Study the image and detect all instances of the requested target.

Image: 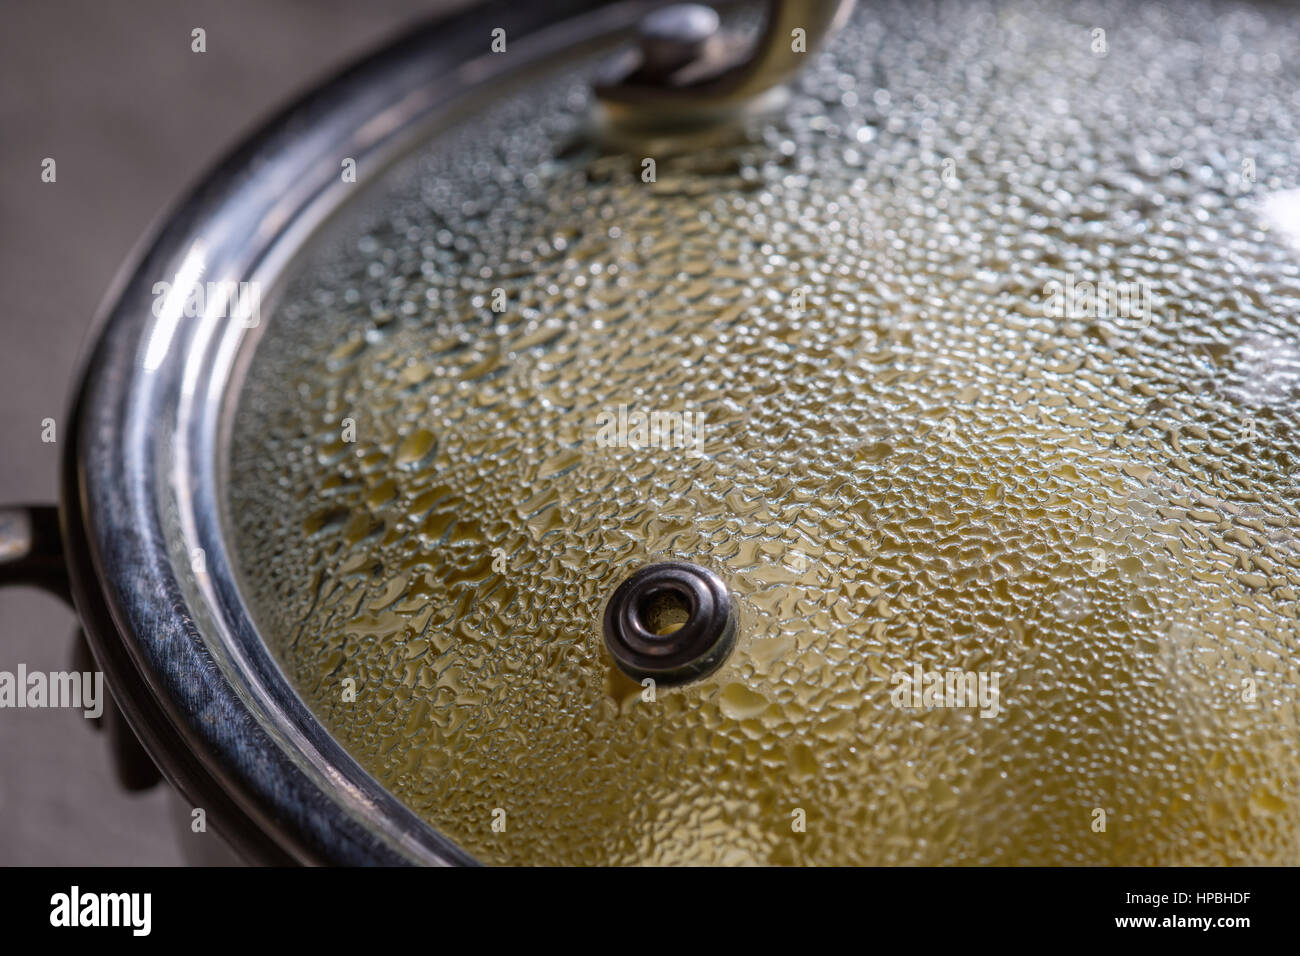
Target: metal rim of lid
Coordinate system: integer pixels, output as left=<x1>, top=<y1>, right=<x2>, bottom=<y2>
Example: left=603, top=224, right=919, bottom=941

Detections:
left=64, top=0, right=672, bottom=867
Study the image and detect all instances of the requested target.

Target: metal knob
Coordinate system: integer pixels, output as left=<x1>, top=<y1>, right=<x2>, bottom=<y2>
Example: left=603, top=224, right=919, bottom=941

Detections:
left=636, top=4, right=721, bottom=76
left=595, top=0, right=856, bottom=128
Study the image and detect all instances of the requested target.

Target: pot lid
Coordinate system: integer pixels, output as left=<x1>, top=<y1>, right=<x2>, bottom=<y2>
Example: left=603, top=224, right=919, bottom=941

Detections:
left=224, top=0, right=1300, bottom=864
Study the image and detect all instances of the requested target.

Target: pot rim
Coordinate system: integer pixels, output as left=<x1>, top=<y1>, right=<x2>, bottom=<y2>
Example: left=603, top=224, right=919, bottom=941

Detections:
left=61, top=0, right=662, bottom=865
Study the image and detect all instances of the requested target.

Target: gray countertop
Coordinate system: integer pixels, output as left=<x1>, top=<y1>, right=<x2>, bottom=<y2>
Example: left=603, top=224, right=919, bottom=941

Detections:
left=0, top=0, right=460, bottom=866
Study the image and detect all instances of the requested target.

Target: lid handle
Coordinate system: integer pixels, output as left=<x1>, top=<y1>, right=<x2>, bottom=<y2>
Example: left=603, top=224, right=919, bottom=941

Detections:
left=595, top=0, right=856, bottom=127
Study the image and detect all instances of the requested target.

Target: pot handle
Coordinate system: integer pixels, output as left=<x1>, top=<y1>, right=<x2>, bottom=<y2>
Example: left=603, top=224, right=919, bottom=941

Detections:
left=0, top=504, right=162, bottom=791
left=0, top=505, right=70, bottom=602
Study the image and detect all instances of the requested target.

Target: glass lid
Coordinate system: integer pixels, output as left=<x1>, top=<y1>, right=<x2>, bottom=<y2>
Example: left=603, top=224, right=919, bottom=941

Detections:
left=226, top=0, right=1300, bottom=864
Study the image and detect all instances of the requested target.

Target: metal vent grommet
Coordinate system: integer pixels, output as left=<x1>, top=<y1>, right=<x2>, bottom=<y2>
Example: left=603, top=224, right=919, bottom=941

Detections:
left=603, top=561, right=735, bottom=686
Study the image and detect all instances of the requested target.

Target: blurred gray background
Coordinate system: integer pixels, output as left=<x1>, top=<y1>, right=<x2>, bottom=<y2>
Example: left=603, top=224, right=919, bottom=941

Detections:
left=0, top=0, right=461, bottom=865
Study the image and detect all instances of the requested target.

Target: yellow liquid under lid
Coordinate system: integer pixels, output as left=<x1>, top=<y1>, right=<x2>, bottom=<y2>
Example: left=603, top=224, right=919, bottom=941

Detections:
left=229, top=0, right=1300, bottom=864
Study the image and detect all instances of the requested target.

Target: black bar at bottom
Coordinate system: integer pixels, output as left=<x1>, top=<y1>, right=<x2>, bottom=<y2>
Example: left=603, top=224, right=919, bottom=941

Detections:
left=3, top=866, right=1286, bottom=942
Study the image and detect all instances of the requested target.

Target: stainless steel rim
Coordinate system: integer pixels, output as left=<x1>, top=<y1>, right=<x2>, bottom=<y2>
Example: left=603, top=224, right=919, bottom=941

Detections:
left=63, top=0, right=670, bottom=866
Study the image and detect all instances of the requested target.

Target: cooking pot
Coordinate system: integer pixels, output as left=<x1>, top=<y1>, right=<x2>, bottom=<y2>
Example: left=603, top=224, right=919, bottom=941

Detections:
left=3, top=0, right=1299, bottom=866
